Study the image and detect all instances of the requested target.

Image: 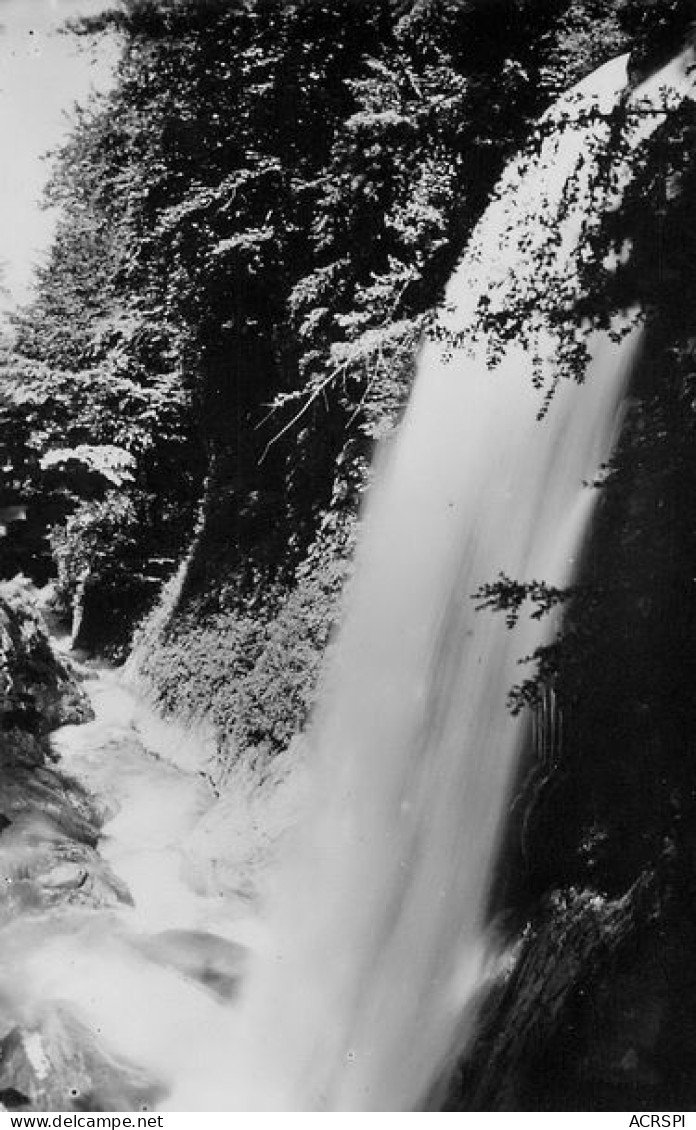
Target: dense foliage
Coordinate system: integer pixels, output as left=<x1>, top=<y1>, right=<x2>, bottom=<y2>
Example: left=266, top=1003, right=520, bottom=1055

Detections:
left=0, top=0, right=690, bottom=719
left=1, top=1, right=628, bottom=637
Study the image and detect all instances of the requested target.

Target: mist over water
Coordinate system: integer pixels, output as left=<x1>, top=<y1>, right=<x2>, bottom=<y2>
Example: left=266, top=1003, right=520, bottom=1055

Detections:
left=2, top=48, right=695, bottom=1114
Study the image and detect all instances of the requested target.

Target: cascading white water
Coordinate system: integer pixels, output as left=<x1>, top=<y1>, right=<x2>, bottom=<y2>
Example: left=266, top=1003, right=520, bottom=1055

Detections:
left=160, top=49, right=696, bottom=1111
left=4, top=48, right=694, bottom=1117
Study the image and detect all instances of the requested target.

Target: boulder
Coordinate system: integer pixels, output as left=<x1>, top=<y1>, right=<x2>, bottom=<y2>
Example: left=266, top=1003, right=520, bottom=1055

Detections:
left=0, top=1006, right=161, bottom=1112
left=0, top=582, right=93, bottom=766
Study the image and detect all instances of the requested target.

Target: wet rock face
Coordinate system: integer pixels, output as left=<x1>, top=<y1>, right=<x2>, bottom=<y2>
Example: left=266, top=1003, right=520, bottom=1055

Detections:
left=0, top=1008, right=161, bottom=1112
left=449, top=875, right=696, bottom=1112
left=0, top=584, right=93, bottom=760
left=519, top=914, right=696, bottom=1112
left=0, top=585, right=121, bottom=914
left=0, top=585, right=118, bottom=918
left=0, top=795, right=133, bottom=923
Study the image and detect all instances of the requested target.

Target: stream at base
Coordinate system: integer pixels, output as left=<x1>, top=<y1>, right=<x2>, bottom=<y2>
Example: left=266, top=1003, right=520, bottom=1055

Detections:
left=0, top=661, right=289, bottom=1111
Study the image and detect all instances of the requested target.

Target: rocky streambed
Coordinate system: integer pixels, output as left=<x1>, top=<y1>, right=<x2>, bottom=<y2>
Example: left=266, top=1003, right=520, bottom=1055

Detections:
left=5, top=582, right=693, bottom=1115
left=0, top=585, right=280, bottom=1112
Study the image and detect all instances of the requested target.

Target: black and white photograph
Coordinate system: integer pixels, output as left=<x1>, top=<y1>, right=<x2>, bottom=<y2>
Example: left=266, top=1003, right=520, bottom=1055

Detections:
left=1, top=0, right=695, bottom=1114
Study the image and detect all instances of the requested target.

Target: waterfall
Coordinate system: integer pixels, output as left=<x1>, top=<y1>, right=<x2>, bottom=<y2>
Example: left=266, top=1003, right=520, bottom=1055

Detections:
left=4, top=35, right=696, bottom=1119
left=159, top=48, right=696, bottom=1113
